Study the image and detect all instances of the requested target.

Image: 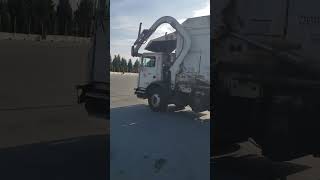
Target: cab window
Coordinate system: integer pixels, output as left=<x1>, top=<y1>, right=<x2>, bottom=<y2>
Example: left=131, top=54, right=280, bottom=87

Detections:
left=142, top=56, right=156, bottom=67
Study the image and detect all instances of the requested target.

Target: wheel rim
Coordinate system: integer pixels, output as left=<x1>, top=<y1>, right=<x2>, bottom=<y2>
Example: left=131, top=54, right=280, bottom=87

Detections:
left=151, top=94, right=160, bottom=107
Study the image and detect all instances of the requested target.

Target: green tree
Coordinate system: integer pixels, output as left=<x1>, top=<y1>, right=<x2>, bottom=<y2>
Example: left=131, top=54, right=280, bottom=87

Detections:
left=32, top=0, right=55, bottom=37
left=110, top=59, right=113, bottom=71
left=8, top=0, right=54, bottom=34
left=112, top=54, right=121, bottom=72
left=128, top=59, right=133, bottom=72
left=116, top=54, right=121, bottom=72
left=111, top=55, right=117, bottom=72
left=7, top=0, right=19, bottom=33
left=21, top=0, right=31, bottom=33
left=0, top=1, right=10, bottom=32
left=121, top=57, right=127, bottom=72
left=133, top=59, right=140, bottom=73
left=56, top=0, right=72, bottom=35
left=109, top=54, right=113, bottom=71
left=111, top=55, right=116, bottom=72
left=4, top=0, right=55, bottom=35
left=73, top=0, right=94, bottom=37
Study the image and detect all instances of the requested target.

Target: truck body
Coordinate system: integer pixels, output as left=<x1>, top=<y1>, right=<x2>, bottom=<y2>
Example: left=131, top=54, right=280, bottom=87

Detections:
left=133, top=16, right=210, bottom=112
left=76, top=0, right=109, bottom=116
left=213, top=0, right=320, bottom=161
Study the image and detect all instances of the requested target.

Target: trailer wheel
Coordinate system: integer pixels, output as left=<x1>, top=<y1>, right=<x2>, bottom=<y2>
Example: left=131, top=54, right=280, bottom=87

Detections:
left=148, top=87, right=168, bottom=112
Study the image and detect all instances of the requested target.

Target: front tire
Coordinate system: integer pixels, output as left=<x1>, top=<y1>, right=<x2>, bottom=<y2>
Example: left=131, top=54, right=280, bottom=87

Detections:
left=148, top=87, right=168, bottom=112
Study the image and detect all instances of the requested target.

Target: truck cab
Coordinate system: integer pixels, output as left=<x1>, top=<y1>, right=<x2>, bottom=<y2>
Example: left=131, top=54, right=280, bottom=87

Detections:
left=135, top=52, right=172, bottom=98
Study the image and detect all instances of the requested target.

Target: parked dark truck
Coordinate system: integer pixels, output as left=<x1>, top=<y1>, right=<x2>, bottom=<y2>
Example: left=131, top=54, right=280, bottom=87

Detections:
left=213, top=0, right=320, bottom=161
left=76, top=0, right=109, bottom=117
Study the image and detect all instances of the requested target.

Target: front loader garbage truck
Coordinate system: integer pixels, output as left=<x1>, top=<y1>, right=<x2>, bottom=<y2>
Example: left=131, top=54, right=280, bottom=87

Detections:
left=212, top=0, right=320, bottom=161
left=132, top=16, right=210, bottom=112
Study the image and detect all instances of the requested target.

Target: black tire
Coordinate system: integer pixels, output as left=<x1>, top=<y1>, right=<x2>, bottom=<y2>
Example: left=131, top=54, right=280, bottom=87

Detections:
left=148, top=87, right=168, bottom=112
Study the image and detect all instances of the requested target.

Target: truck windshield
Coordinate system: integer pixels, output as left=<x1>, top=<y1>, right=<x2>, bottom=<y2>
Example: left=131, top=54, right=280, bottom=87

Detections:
left=142, top=56, right=156, bottom=67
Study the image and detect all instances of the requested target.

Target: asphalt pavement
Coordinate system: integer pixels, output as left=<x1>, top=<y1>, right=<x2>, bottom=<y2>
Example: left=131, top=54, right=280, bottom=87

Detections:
left=110, top=72, right=210, bottom=180
left=0, top=134, right=108, bottom=180
left=0, top=105, right=108, bottom=180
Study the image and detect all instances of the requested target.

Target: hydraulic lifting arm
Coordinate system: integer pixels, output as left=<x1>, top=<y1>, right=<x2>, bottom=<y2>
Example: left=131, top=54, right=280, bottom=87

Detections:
left=131, top=16, right=191, bottom=88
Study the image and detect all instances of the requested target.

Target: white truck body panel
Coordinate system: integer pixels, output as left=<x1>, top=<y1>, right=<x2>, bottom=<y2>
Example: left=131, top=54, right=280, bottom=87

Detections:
left=287, top=0, right=320, bottom=58
left=142, top=16, right=210, bottom=87
left=176, top=16, right=210, bottom=85
left=213, top=0, right=320, bottom=59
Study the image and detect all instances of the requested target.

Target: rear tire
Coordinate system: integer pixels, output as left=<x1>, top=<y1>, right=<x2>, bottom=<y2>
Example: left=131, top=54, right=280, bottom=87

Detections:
left=148, top=87, right=168, bottom=112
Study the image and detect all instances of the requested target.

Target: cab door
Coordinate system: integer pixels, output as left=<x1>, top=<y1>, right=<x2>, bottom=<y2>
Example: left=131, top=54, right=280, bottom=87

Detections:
left=138, top=56, right=158, bottom=89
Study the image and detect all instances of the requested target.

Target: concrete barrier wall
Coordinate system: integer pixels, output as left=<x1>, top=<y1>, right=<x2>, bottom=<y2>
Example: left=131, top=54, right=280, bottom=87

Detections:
left=0, top=37, right=91, bottom=109
left=0, top=32, right=90, bottom=43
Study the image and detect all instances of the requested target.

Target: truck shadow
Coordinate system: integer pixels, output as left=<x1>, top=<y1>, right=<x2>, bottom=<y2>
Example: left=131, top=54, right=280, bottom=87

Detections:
left=0, top=134, right=109, bottom=180
left=211, top=154, right=311, bottom=180
left=111, top=104, right=210, bottom=122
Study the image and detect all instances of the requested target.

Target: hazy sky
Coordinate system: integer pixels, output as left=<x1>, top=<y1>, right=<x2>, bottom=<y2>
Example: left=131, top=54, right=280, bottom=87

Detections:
left=110, top=0, right=210, bottom=62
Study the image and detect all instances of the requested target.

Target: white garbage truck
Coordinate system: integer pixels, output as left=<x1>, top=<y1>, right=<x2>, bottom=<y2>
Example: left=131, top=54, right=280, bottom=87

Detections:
left=132, top=16, right=210, bottom=112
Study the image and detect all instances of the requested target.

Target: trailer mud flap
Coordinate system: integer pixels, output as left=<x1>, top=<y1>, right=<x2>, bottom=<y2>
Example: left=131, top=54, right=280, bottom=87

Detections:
left=76, top=83, right=109, bottom=118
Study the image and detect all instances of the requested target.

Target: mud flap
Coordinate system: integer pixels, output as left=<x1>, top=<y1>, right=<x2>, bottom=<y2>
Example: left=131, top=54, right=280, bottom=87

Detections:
left=76, top=82, right=109, bottom=118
